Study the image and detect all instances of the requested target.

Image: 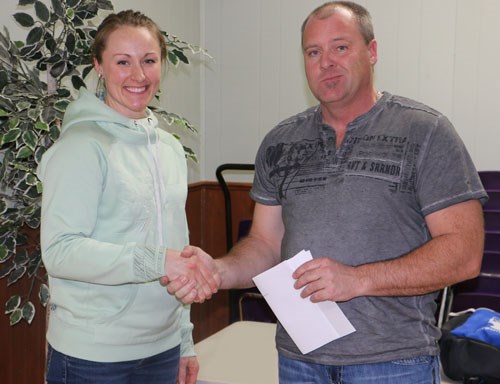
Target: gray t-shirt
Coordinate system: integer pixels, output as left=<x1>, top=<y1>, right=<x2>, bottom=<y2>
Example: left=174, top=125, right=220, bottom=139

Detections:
left=250, top=92, right=488, bottom=365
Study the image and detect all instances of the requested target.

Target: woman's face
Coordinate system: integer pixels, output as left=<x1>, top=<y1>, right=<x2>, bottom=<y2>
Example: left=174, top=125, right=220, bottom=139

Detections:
left=94, top=25, right=162, bottom=119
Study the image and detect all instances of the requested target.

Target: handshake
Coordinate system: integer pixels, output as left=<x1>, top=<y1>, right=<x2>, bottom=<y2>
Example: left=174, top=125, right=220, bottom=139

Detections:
left=160, top=245, right=221, bottom=304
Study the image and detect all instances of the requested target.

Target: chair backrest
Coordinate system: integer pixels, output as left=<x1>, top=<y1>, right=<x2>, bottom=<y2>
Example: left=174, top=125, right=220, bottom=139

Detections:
left=449, top=171, right=500, bottom=313
left=215, top=163, right=255, bottom=251
left=479, top=171, right=500, bottom=190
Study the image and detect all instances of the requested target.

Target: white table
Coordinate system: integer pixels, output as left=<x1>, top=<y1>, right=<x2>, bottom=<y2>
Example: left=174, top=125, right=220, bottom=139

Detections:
left=195, top=320, right=459, bottom=384
left=195, top=321, right=278, bottom=384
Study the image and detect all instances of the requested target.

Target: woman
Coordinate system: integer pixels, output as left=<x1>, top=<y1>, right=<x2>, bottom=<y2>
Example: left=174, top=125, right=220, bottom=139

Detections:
left=38, top=10, right=216, bottom=384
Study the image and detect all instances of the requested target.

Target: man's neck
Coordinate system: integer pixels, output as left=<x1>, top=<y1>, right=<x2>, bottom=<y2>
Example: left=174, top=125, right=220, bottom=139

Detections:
left=320, top=89, right=380, bottom=144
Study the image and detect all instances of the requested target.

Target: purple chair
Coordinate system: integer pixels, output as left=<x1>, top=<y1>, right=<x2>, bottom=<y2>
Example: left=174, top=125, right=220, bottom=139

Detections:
left=450, top=171, right=500, bottom=313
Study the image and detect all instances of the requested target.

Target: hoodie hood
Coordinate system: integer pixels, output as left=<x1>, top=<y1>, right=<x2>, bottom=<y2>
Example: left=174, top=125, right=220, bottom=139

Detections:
left=62, top=88, right=159, bottom=145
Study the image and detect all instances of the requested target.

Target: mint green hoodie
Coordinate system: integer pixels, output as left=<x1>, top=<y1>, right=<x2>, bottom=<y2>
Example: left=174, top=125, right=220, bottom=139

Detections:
left=38, top=88, right=194, bottom=362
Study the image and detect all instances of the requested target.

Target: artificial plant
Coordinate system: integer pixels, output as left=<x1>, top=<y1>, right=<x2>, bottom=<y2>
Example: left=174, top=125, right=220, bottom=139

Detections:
left=0, top=0, right=205, bottom=325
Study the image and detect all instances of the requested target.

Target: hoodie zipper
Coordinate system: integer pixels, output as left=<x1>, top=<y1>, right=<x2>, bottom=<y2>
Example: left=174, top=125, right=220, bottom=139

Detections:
left=136, top=118, right=166, bottom=247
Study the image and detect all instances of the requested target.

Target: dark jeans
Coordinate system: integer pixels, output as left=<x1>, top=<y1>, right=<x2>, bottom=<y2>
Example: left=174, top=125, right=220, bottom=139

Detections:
left=279, top=353, right=441, bottom=384
left=46, top=344, right=180, bottom=384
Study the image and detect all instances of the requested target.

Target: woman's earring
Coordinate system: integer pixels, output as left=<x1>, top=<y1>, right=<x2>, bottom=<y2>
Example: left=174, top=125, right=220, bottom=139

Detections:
left=96, top=73, right=106, bottom=100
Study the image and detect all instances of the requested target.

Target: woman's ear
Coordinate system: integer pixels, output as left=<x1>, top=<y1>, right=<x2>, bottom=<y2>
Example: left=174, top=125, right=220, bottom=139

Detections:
left=93, top=58, right=102, bottom=77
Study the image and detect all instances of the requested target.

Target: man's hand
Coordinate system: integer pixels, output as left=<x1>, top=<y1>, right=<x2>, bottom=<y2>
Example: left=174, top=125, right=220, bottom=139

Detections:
left=161, top=246, right=220, bottom=304
left=177, top=356, right=199, bottom=384
left=292, top=257, right=363, bottom=303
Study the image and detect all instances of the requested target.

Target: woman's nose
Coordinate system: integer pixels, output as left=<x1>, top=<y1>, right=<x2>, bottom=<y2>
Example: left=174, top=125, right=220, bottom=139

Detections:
left=131, top=64, right=146, bottom=81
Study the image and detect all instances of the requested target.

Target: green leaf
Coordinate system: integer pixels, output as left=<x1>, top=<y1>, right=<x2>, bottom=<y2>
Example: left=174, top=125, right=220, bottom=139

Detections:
left=13, top=13, right=35, bottom=28
left=48, top=124, right=60, bottom=141
left=16, top=101, right=31, bottom=111
left=56, top=88, right=71, bottom=98
left=25, top=208, right=41, bottom=228
left=20, top=44, right=38, bottom=58
left=39, top=283, right=49, bottom=306
left=7, top=266, right=26, bottom=285
left=82, top=65, right=93, bottom=79
left=66, top=8, right=75, bottom=20
left=9, top=308, right=22, bottom=326
left=36, top=121, right=50, bottom=132
left=22, top=301, right=35, bottom=324
left=5, top=295, right=21, bottom=314
left=25, top=173, right=38, bottom=186
left=96, top=0, right=114, bottom=11
left=0, top=71, right=8, bottom=90
left=2, top=236, right=16, bottom=253
left=183, top=145, right=198, bottom=162
left=9, top=117, right=20, bottom=129
left=172, top=49, right=189, bottom=64
left=71, top=75, right=85, bottom=90
left=0, top=244, right=9, bottom=262
left=16, top=146, right=33, bottom=159
left=0, top=198, right=6, bottom=214
left=0, top=109, right=9, bottom=117
left=66, top=0, right=81, bottom=7
left=1, top=128, right=21, bottom=145
left=65, top=32, right=76, bottom=52
left=28, top=108, right=41, bottom=120
left=0, top=263, right=15, bottom=278
left=27, top=249, right=41, bottom=277
left=54, top=99, right=70, bottom=112
left=44, top=32, right=56, bottom=53
left=14, top=249, right=29, bottom=266
left=167, top=51, right=179, bottom=66
left=35, top=1, right=50, bottom=22
left=51, top=0, right=65, bottom=18
left=26, top=26, right=44, bottom=46
left=22, top=130, right=38, bottom=151
left=34, top=146, right=46, bottom=164
left=50, top=61, right=66, bottom=78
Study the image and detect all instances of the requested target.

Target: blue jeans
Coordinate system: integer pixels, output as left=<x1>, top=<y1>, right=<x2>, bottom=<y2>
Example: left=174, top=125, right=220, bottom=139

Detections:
left=46, top=344, right=180, bottom=384
left=279, top=354, right=441, bottom=384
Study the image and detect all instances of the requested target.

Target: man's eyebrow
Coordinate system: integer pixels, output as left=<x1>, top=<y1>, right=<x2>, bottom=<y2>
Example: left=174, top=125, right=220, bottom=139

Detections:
left=303, top=37, right=349, bottom=50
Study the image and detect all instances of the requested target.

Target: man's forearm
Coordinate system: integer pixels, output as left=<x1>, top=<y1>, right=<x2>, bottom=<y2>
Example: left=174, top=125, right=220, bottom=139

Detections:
left=216, top=234, right=281, bottom=289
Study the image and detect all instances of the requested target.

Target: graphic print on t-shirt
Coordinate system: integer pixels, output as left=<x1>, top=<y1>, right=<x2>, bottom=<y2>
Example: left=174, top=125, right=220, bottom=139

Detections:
left=264, top=133, right=420, bottom=200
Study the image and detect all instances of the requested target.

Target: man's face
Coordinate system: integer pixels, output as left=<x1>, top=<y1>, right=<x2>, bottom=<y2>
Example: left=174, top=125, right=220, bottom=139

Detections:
left=302, top=9, right=377, bottom=107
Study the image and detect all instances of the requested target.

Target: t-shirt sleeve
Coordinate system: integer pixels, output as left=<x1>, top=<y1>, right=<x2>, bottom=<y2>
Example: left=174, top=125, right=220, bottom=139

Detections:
left=250, top=132, right=282, bottom=206
left=416, top=114, right=488, bottom=216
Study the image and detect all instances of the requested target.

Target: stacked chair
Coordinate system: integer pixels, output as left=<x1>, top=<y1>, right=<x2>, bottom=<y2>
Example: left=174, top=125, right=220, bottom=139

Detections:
left=216, top=164, right=276, bottom=323
left=451, top=171, right=500, bottom=312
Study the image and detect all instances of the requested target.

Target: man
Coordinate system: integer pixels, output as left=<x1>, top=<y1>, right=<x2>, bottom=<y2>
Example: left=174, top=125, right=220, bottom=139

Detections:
left=167, top=2, right=487, bottom=383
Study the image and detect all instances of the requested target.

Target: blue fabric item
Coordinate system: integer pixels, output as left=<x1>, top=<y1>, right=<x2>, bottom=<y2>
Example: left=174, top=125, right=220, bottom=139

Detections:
left=451, top=308, right=500, bottom=347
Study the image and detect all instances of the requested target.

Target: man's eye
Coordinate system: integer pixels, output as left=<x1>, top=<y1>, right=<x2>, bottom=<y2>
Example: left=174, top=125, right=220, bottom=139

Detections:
left=307, top=50, right=320, bottom=57
left=117, top=60, right=128, bottom=65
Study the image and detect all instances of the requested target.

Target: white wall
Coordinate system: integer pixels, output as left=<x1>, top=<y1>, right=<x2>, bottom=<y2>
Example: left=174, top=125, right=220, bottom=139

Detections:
left=3, top=1, right=499, bottom=183
left=201, top=0, right=500, bottom=182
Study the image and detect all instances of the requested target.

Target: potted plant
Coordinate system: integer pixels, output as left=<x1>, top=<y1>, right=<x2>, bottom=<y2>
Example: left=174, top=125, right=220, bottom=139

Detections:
left=0, top=0, right=205, bottom=326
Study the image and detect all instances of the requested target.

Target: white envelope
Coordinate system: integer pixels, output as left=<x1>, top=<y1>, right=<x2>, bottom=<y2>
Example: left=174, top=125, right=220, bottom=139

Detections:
left=252, top=250, right=355, bottom=354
